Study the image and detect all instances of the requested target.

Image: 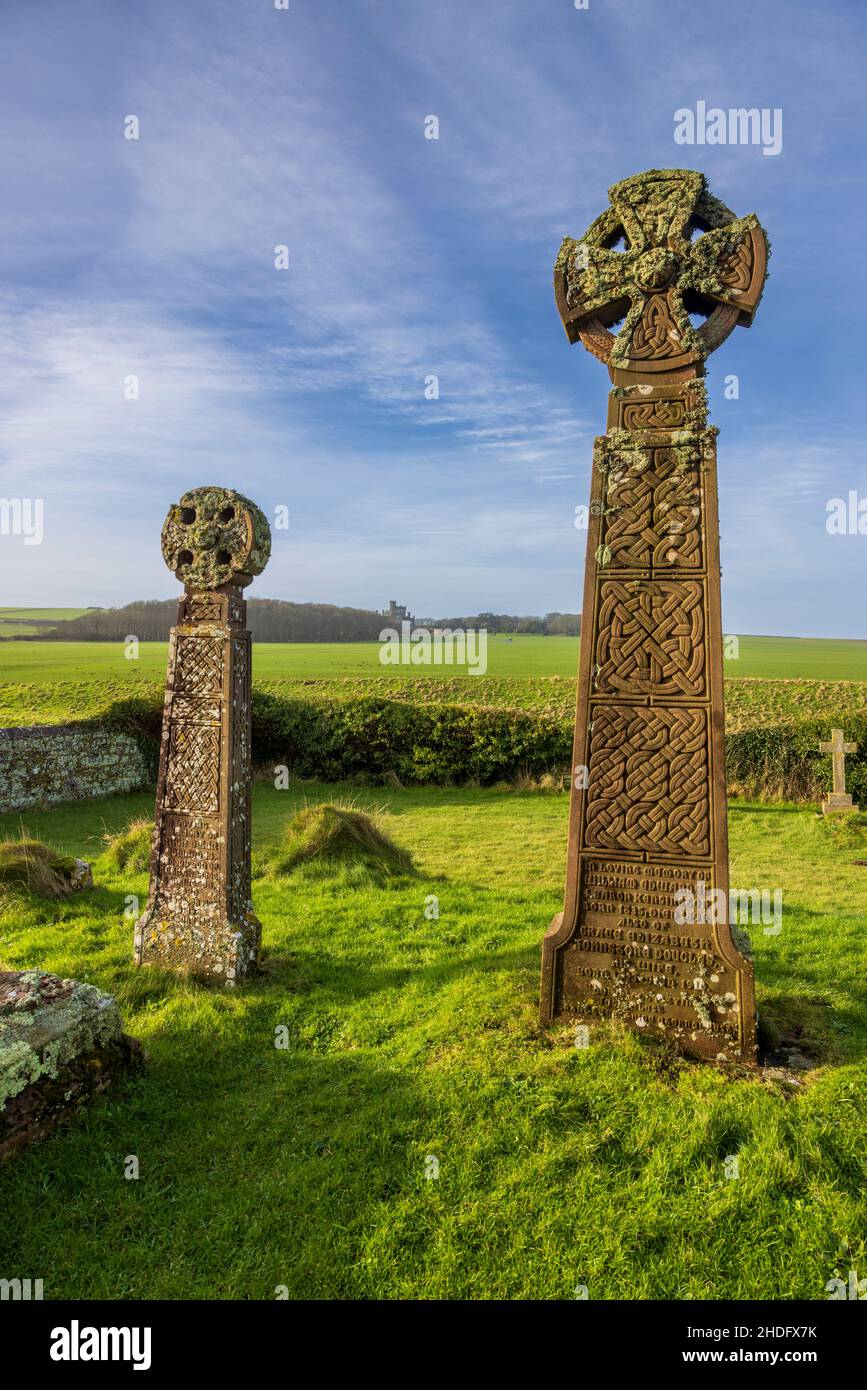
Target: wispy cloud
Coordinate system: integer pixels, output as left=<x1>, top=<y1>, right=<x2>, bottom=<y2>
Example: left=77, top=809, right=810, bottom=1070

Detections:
left=0, top=0, right=864, bottom=635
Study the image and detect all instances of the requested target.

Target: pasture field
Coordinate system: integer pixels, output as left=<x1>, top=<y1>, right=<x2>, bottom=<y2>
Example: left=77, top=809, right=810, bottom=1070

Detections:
left=0, top=608, right=90, bottom=638
left=0, top=608, right=90, bottom=620
left=0, top=634, right=866, bottom=729
left=0, top=632, right=866, bottom=683
left=0, top=781, right=865, bottom=1299
left=3, top=676, right=867, bottom=733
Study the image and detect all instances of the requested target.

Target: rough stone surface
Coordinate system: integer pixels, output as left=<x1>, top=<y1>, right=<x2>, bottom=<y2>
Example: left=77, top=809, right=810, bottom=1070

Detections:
left=0, top=724, right=150, bottom=813
left=70, top=859, right=94, bottom=890
left=542, top=170, right=768, bottom=1064
left=161, top=485, right=271, bottom=591
left=135, top=486, right=272, bottom=984
left=0, top=970, right=142, bottom=1160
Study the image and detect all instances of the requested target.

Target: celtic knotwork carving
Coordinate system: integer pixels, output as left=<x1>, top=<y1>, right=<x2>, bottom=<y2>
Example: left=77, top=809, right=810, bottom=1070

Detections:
left=621, top=398, right=686, bottom=430
left=585, top=705, right=710, bottom=857
left=716, top=234, right=753, bottom=292
left=602, top=449, right=702, bottom=569
left=170, top=694, right=221, bottom=724
left=174, top=636, right=223, bottom=696
left=628, top=293, right=683, bottom=361
left=553, top=168, right=768, bottom=375
left=185, top=594, right=223, bottom=623
left=165, top=724, right=221, bottom=812
left=595, top=579, right=705, bottom=696
left=230, top=639, right=251, bottom=918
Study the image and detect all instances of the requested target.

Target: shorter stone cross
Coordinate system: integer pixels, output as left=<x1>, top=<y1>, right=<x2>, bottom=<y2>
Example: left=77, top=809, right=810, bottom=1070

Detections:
left=819, top=729, right=858, bottom=814
left=134, top=485, right=271, bottom=983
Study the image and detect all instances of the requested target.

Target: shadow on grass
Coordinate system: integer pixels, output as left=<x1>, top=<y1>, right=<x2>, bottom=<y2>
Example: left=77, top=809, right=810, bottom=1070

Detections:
left=0, top=1025, right=434, bottom=1299
left=757, top=990, right=867, bottom=1066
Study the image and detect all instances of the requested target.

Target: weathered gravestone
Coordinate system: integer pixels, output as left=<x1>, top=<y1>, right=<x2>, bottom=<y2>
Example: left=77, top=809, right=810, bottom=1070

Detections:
left=819, top=729, right=859, bottom=815
left=0, top=970, right=142, bottom=1161
left=134, top=486, right=271, bottom=983
left=541, top=169, right=768, bottom=1063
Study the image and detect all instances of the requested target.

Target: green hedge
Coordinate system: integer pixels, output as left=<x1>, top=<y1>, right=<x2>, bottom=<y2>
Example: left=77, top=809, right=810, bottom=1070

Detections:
left=726, top=711, right=867, bottom=804
left=94, top=690, right=867, bottom=800
left=250, top=691, right=570, bottom=784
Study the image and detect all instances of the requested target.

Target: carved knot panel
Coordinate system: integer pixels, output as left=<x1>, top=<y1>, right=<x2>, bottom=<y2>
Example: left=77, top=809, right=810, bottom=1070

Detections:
left=174, top=636, right=224, bottom=696
left=595, top=579, right=705, bottom=697
left=165, top=724, right=221, bottom=813
left=600, top=446, right=704, bottom=570
left=541, top=376, right=756, bottom=1064
left=585, top=705, right=711, bottom=857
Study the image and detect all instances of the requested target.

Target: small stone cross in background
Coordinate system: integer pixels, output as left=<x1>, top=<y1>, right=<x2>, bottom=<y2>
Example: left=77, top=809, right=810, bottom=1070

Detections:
left=819, top=729, right=859, bottom=815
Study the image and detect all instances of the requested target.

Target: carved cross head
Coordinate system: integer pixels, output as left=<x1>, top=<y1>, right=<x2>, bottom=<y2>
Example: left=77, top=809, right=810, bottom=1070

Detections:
left=161, top=485, right=271, bottom=591
left=554, top=168, right=768, bottom=379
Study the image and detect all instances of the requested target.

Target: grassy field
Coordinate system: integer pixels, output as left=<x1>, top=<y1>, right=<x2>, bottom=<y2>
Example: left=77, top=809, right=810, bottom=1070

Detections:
left=0, top=607, right=90, bottom=637
left=0, top=609, right=90, bottom=620
left=0, top=633, right=865, bottom=682
left=1, top=634, right=866, bottom=729
left=0, top=781, right=865, bottom=1299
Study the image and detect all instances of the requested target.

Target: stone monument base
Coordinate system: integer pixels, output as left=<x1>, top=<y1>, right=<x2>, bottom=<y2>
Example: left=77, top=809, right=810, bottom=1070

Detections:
left=0, top=971, right=142, bottom=1161
left=821, top=794, right=858, bottom=815
left=133, top=909, right=261, bottom=983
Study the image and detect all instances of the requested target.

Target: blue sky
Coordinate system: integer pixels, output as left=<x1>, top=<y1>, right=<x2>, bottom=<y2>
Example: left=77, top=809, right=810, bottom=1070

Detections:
left=0, top=0, right=865, bottom=636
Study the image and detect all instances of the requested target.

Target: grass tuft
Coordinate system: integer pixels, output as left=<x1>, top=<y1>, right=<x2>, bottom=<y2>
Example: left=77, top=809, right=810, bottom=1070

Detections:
left=0, top=837, right=83, bottom=898
left=816, top=809, right=867, bottom=852
left=267, top=800, right=415, bottom=881
left=101, top=818, right=152, bottom=873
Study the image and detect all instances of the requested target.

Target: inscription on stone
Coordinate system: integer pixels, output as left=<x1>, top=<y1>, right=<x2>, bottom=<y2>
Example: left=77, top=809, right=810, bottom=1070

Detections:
left=541, top=169, right=767, bottom=1062
left=559, top=859, right=745, bottom=1056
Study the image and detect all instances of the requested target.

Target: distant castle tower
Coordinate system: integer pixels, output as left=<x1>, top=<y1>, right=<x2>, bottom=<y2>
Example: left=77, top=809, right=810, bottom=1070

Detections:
left=382, top=599, right=416, bottom=627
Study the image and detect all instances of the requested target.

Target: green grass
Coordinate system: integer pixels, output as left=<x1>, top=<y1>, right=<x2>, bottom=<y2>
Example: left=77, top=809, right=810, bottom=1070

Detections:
left=0, top=632, right=865, bottom=684
left=1, top=634, right=866, bottom=728
left=0, top=782, right=865, bottom=1299
left=0, top=609, right=90, bottom=638
left=0, top=608, right=91, bottom=621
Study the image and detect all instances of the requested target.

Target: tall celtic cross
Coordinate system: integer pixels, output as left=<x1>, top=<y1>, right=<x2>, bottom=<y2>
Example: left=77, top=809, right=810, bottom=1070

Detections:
left=134, top=486, right=271, bottom=984
left=540, top=169, right=768, bottom=1063
left=819, top=728, right=858, bottom=814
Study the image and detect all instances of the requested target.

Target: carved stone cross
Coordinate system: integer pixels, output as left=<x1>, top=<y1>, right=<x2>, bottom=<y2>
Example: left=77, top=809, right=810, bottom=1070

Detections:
left=541, top=169, right=768, bottom=1064
left=819, top=729, right=858, bottom=814
left=134, top=486, right=271, bottom=984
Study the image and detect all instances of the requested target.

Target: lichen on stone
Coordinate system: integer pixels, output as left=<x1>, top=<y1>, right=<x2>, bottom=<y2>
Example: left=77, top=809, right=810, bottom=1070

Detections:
left=161, top=486, right=272, bottom=590
left=0, top=972, right=124, bottom=1110
left=555, top=168, right=768, bottom=371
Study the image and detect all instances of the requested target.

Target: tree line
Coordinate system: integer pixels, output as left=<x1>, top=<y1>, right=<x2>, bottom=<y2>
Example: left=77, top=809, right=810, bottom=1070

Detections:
left=43, top=600, right=581, bottom=642
left=46, top=600, right=386, bottom=642
left=417, top=612, right=581, bottom=636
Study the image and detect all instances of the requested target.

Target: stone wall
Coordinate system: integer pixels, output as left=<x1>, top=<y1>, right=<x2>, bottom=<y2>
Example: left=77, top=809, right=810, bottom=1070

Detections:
left=0, top=724, right=152, bottom=813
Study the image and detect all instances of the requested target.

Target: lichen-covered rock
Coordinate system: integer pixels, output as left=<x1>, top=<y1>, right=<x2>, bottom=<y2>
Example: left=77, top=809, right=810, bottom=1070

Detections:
left=70, top=859, right=93, bottom=890
left=0, top=970, right=142, bottom=1160
left=0, top=724, right=151, bottom=814
left=161, top=486, right=271, bottom=590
